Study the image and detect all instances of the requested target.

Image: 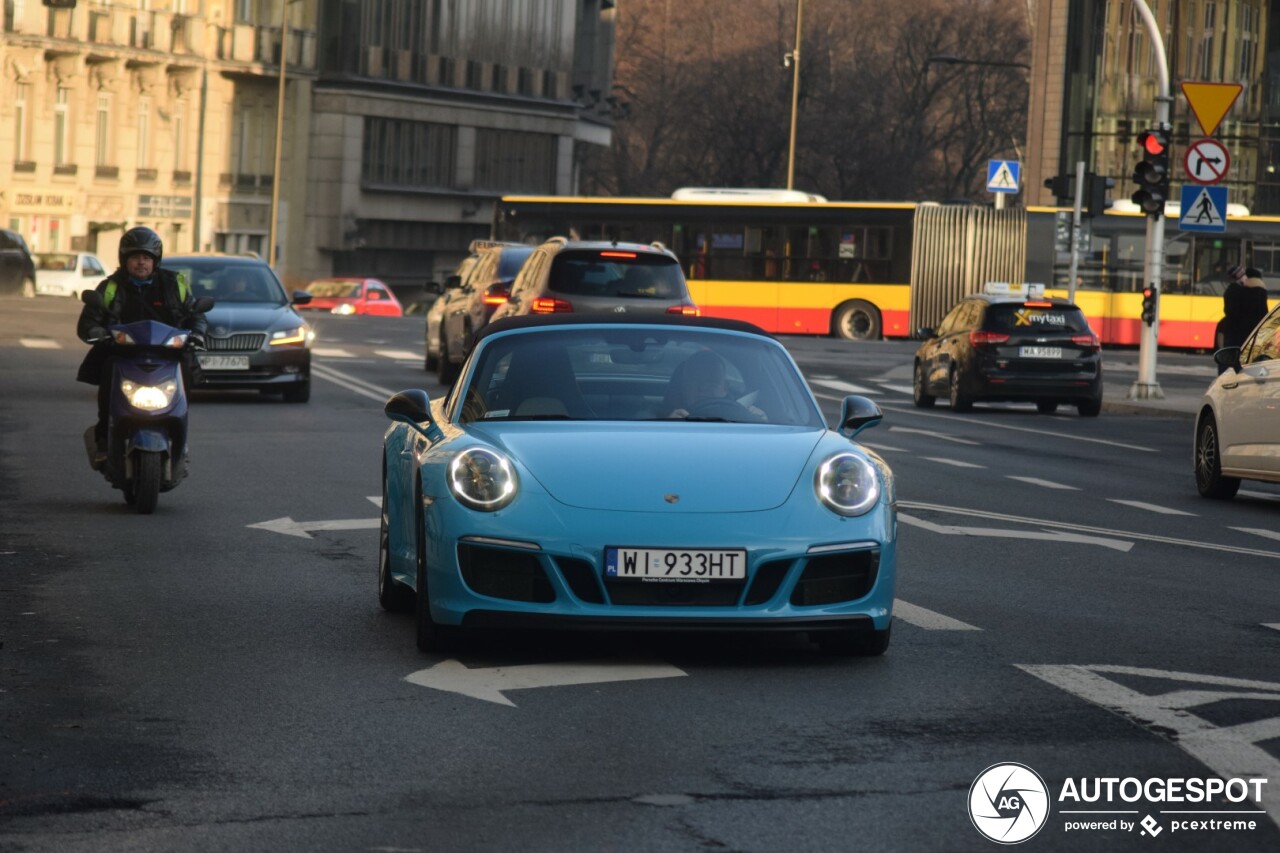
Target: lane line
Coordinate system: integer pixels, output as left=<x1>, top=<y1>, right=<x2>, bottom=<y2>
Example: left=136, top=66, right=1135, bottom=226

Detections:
left=889, top=426, right=980, bottom=445
left=1007, top=475, right=1080, bottom=490
left=894, top=600, right=982, bottom=631
left=1264, top=624, right=1280, bottom=633
left=374, top=348, right=422, bottom=361
left=925, top=457, right=984, bottom=468
left=310, top=363, right=398, bottom=403
left=312, top=347, right=354, bottom=357
left=1106, top=498, right=1196, bottom=516
left=861, top=442, right=909, bottom=453
left=809, top=377, right=881, bottom=395
left=19, top=338, right=60, bottom=349
left=877, top=402, right=1157, bottom=452
left=876, top=383, right=914, bottom=395
left=900, top=500, right=1280, bottom=558
left=1239, top=490, right=1280, bottom=502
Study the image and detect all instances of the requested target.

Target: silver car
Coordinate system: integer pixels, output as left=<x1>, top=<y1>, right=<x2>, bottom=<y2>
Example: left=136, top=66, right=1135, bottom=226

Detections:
left=490, top=238, right=698, bottom=323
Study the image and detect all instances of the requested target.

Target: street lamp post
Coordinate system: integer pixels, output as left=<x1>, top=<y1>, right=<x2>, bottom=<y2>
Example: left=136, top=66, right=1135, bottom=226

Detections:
left=269, top=0, right=298, bottom=270
left=785, top=0, right=803, bottom=190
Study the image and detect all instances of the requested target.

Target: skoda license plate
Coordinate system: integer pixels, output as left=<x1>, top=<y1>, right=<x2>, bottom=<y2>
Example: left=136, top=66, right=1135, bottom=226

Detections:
left=605, top=547, right=746, bottom=582
left=1019, top=346, right=1062, bottom=359
left=199, top=355, right=250, bottom=370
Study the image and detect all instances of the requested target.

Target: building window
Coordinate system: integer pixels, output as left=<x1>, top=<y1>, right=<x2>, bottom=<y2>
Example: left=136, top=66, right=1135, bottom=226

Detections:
left=233, top=107, right=250, bottom=175
left=474, top=128, right=556, bottom=194
left=361, top=117, right=456, bottom=189
left=1200, top=3, right=1217, bottom=80
left=137, top=95, right=151, bottom=167
left=96, top=93, right=112, bottom=167
left=54, top=87, right=70, bottom=166
left=236, top=0, right=252, bottom=24
left=13, top=82, right=29, bottom=162
left=173, top=99, right=187, bottom=170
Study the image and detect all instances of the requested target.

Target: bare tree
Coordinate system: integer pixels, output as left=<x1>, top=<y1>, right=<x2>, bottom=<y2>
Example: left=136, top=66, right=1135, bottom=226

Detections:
left=583, top=0, right=1030, bottom=202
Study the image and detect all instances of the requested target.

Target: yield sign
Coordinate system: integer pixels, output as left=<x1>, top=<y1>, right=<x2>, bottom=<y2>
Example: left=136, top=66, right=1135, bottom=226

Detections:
left=1181, top=81, right=1243, bottom=136
left=1184, top=137, right=1230, bottom=185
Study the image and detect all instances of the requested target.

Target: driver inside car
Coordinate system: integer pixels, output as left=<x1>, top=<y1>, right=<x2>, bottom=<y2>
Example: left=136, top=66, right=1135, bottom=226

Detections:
left=665, top=349, right=766, bottom=420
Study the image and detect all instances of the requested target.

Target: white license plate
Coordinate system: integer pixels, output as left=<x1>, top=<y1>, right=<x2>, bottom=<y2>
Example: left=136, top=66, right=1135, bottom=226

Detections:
left=198, top=355, right=250, bottom=370
left=1019, top=346, right=1062, bottom=359
left=605, top=547, right=747, bottom=581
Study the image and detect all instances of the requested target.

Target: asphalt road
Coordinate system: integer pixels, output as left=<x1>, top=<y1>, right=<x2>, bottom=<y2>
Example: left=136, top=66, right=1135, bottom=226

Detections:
left=2, top=297, right=1278, bottom=852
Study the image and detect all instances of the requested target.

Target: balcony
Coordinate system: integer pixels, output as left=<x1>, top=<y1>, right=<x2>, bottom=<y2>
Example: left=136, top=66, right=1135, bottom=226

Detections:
left=173, top=170, right=192, bottom=184
left=136, top=168, right=158, bottom=182
left=95, top=165, right=119, bottom=180
left=54, top=164, right=77, bottom=176
left=13, top=161, right=35, bottom=173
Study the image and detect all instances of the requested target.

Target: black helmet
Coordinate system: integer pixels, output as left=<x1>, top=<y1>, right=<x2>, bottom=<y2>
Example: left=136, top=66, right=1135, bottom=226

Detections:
left=119, top=226, right=163, bottom=267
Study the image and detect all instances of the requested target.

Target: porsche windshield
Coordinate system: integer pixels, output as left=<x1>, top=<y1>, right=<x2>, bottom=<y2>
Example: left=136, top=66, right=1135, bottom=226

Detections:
left=457, top=327, right=823, bottom=426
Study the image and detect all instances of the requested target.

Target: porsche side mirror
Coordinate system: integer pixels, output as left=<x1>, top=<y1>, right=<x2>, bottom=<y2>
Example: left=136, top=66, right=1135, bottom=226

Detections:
left=385, top=389, right=444, bottom=442
left=838, top=394, right=883, bottom=438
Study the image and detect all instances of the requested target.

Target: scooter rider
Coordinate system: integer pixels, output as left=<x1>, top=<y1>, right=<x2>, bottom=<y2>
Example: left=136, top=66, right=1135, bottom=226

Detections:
left=76, top=226, right=208, bottom=461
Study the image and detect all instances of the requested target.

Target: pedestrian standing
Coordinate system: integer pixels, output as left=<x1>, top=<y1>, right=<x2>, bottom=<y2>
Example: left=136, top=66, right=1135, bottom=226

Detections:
left=1218, top=264, right=1270, bottom=371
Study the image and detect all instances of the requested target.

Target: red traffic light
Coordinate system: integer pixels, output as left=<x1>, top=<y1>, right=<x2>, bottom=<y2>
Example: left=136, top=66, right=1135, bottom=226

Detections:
left=1139, top=130, right=1167, bottom=156
left=1141, top=286, right=1154, bottom=298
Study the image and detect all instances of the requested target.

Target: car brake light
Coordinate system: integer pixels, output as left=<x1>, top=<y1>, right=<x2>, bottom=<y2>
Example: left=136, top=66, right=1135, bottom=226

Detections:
left=483, top=294, right=508, bottom=306
left=531, top=297, right=573, bottom=313
left=969, top=330, right=1010, bottom=347
left=1072, top=332, right=1101, bottom=348
left=1023, top=301, right=1054, bottom=308
left=599, top=251, right=638, bottom=258
left=666, top=304, right=700, bottom=316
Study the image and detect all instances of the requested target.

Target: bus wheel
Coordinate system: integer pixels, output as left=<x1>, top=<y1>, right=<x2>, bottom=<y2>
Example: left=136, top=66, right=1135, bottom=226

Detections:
left=833, top=300, right=881, bottom=341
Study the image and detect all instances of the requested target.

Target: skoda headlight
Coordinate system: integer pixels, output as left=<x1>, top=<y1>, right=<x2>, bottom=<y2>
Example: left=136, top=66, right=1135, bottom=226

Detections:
left=120, top=379, right=178, bottom=411
left=815, top=452, right=880, bottom=517
left=269, top=326, right=308, bottom=347
left=448, top=448, right=518, bottom=511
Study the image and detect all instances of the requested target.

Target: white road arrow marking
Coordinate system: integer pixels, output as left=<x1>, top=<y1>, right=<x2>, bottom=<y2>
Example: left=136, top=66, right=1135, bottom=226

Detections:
left=898, top=513, right=1134, bottom=552
left=894, top=600, right=981, bottom=631
left=247, top=516, right=380, bottom=539
left=1231, top=526, right=1280, bottom=542
left=1019, top=664, right=1280, bottom=827
left=1106, top=498, right=1195, bottom=516
left=404, top=658, right=687, bottom=707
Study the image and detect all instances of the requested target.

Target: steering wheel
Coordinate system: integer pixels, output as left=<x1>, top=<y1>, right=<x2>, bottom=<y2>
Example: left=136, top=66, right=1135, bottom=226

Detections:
left=685, top=397, right=755, bottom=421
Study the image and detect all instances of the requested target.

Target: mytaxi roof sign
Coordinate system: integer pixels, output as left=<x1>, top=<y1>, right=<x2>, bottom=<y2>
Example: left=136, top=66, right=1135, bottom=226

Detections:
left=1181, top=82, right=1243, bottom=136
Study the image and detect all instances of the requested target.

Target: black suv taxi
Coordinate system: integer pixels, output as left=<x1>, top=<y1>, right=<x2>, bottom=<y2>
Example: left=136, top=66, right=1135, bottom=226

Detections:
left=912, top=284, right=1103, bottom=416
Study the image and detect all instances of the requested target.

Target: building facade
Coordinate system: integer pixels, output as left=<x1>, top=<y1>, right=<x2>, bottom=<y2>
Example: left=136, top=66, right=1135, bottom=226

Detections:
left=1027, top=0, right=1280, bottom=215
left=0, top=0, right=615, bottom=290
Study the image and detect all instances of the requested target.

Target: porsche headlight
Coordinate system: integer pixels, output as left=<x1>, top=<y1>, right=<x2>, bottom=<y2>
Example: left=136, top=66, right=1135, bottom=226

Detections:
left=121, top=379, right=177, bottom=411
left=448, top=448, right=518, bottom=511
left=815, top=452, right=880, bottom=517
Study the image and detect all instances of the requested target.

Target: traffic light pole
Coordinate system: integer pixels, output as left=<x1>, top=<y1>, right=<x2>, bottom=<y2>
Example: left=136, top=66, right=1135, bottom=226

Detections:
left=1066, top=161, right=1085, bottom=304
left=1129, top=0, right=1169, bottom=401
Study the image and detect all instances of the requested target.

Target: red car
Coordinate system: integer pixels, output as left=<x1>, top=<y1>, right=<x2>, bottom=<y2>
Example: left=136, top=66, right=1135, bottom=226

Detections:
left=301, top=277, right=404, bottom=316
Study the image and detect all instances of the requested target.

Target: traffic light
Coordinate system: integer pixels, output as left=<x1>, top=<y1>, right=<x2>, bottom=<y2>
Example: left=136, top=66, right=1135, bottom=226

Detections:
left=1132, top=128, right=1171, bottom=217
left=1141, top=285, right=1158, bottom=325
left=1044, top=174, right=1072, bottom=202
left=1088, top=174, right=1115, bottom=218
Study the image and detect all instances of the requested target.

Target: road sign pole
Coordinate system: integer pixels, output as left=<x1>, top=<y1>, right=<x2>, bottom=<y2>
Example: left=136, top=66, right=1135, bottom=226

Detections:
left=1129, top=0, right=1167, bottom=401
left=1067, top=161, right=1085, bottom=304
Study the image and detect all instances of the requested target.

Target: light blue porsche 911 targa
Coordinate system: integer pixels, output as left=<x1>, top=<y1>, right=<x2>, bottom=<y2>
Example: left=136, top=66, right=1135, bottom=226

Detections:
left=378, top=315, right=897, bottom=655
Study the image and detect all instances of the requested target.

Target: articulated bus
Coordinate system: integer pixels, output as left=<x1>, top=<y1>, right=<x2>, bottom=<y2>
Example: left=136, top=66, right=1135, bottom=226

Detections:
left=494, top=191, right=1280, bottom=349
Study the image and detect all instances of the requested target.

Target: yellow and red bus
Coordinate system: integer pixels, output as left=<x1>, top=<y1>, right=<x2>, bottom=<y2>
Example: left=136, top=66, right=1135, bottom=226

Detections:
left=494, top=191, right=1280, bottom=348
left=1027, top=203, right=1280, bottom=350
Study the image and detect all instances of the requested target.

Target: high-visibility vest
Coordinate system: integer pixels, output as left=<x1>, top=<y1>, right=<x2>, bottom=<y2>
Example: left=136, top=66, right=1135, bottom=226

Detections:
left=102, top=272, right=190, bottom=308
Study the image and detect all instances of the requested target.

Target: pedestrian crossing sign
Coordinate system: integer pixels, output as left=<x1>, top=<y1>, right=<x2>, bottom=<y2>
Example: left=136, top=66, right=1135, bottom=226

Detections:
left=1178, top=185, right=1228, bottom=233
left=986, top=160, right=1020, bottom=193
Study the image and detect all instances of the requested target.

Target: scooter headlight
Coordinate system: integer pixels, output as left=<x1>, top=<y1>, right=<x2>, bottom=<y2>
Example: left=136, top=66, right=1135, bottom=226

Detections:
left=165, top=332, right=189, bottom=349
left=121, top=379, right=178, bottom=411
left=112, top=329, right=137, bottom=345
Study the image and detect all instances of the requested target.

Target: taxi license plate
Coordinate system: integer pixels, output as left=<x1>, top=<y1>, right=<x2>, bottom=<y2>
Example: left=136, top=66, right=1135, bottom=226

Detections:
left=605, top=547, right=747, bottom=581
left=198, top=355, right=250, bottom=370
left=1019, top=346, right=1062, bottom=359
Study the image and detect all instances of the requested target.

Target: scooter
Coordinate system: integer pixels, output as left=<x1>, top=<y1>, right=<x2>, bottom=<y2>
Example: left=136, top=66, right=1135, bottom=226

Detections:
left=81, top=290, right=215, bottom=514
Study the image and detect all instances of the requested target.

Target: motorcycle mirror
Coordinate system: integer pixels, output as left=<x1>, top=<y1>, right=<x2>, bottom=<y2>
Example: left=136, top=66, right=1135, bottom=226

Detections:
left=81, top=290, right=105, bottom=310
